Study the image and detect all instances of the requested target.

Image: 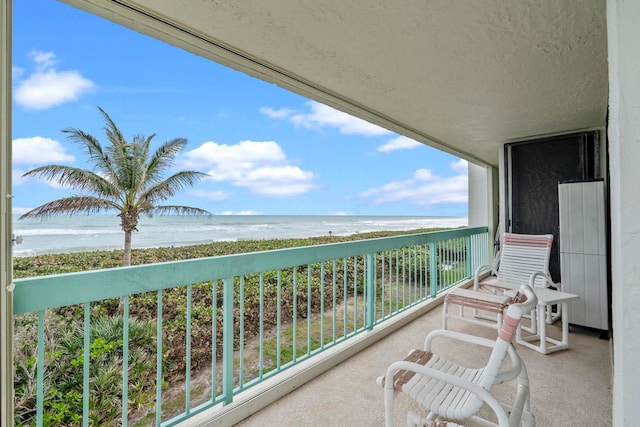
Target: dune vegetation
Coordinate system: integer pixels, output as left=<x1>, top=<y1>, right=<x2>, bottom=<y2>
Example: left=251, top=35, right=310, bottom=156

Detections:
left=13, top=228, right=448, bottom=425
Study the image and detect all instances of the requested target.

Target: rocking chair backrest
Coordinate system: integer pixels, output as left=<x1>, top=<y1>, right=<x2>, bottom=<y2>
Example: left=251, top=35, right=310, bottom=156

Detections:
left=497, top=233, right=553, bottom=288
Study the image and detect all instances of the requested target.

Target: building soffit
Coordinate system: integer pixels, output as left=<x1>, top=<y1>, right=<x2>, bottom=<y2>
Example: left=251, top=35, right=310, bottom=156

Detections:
left=61, top=0, right=608, bottom=168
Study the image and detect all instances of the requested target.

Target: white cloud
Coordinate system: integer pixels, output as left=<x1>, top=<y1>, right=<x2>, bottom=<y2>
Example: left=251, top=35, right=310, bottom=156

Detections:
left=183, top=140, right=285, bottom=169
left=450, top=158, right=469, bottom=175
left=13, top=137, right=76, bottom=164
left=413, top=169, right=436, bottom=181
left=237, top=165, right=316, bottom=196
left=31, top=51, right=57, bottom=69
left=14, top=51, right=95, bottom=110
left=359, top=161, right=468, bottom=209
left=13, top=137, right=77, bottom=189
left=182, top=140, right=318, bottom=197
left=189, top=189, right=230, bottom=201
left=377, top=135, right=422, bottom=152
left=259, top=106, right=295, bottom=119
left=12, top=169, right=28, bottom=186
left=262, top=101, right=392, bottom=137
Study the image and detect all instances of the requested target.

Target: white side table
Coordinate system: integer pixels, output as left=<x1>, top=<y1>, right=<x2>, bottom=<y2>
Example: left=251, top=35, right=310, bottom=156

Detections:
left=505, top=287, right=580, bottom=354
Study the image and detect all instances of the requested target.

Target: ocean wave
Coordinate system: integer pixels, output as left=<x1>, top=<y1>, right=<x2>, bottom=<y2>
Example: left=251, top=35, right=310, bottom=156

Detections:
left=156, top=224, right=270, bottom=233
left=12, top=215, right=469, bottom=256
left=16, top=228, right=122, bottom=236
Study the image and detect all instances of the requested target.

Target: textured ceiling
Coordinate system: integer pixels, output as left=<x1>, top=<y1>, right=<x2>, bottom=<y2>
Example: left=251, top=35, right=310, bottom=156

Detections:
left=63, top=0, right=608, bottom=167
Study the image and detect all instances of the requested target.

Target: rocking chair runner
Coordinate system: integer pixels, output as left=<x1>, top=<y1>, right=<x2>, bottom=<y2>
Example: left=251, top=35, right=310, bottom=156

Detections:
left=378, top=284, right=538, bottom=427
left=442, top=232, right=554, bottom=332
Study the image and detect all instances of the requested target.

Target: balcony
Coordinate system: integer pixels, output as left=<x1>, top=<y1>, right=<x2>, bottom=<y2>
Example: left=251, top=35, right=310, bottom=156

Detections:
left=11, top=226, right=611, bottom=426
left=237, top=299, right=613, bottom=426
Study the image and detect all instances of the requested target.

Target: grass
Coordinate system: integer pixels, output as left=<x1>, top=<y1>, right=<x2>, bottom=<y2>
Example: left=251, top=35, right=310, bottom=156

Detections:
left=129, top=280, right=414, bottom=425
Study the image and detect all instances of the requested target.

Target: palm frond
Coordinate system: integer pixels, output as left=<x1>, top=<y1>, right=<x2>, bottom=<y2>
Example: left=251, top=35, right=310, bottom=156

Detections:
left=98, top=107, right=126, bottom=148
left=22, top=165, right=120, bottom=197
left=61, top=128, right=116, bottom=178
left=19, top=196, right=120, bottom=219
left=146, top=138, right=188, bottom=183
left=142, top=206, right=211, bottom=217
left=136, top=134, right=153, bottom=159
left=140, top=170, right=208, bottom=204
left=114, top=152, right=141, bottom=195
left=136, top=134, right=154, bottom=185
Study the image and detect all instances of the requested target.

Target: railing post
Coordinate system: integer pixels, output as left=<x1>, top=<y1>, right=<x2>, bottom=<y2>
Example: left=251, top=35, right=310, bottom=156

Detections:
left=430, top=242, right=437, bottom=298
left=83, top=303, right=91, bottom=427
left=466, top=235, right=472, bottom=278
left=366, top=253, right=375, bottom=329
left=155, top=291, right=163, bottom=426
left=36, top=311, right=44, bottom=426
left=122, top=296, right=129, bottom=427
left=222, top=277, right=234, bottom=405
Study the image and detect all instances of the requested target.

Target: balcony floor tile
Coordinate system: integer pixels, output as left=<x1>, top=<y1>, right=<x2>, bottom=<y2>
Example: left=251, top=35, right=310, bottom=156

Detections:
left=237, top=304, right=612, bottom=426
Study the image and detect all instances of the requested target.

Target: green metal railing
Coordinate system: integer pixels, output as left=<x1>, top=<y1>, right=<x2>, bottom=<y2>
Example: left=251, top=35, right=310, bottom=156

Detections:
left=12, top=227, right=488, bottom=426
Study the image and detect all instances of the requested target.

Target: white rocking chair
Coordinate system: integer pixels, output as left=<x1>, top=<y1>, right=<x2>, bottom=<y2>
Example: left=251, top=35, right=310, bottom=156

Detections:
left=379, top=284, right=538, bottom=427
left=442, top=232, right=555, bottom=332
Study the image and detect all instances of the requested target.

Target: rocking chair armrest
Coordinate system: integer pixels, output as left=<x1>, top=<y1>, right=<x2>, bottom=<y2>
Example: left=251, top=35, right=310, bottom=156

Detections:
left=423, top=329, right=523, bottom=383
left=424, top=329, right=497, bottom=351
left=474, top=264, right=496, bottom=290
left=528, top=270, right=555, bottom=288
left=495, top=344, right=525, bottom=383
left=383, top=360, right=511, bottom=427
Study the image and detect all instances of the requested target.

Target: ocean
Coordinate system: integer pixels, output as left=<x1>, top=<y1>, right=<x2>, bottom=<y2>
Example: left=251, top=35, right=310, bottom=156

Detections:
left=11, top=214, right=468, bottom=257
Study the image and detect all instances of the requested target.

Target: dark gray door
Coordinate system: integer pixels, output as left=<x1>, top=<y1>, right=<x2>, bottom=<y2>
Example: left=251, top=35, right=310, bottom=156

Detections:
left=506, top=131, right=600, bottom=282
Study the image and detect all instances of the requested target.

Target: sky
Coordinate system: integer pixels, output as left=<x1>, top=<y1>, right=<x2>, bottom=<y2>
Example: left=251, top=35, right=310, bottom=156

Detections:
left=10, top=0, right=468, bottom=217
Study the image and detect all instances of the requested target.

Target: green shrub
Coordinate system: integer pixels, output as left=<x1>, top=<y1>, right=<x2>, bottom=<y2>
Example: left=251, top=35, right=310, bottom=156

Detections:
left=14, top=313, right=156, bottom=426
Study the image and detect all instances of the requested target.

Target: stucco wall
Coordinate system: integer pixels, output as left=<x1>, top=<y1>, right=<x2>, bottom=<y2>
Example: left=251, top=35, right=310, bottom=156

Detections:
left=467, top=163, right=488, bottom=228
left=607, top=0, right=640, bottom=425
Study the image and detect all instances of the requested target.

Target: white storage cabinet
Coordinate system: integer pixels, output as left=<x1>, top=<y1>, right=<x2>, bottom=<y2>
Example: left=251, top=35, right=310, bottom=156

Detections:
left=558, top=180, right=608, bottom=333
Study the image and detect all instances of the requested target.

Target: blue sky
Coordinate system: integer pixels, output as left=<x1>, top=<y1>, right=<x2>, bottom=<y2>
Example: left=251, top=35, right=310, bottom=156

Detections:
left=11, top=0, right=468, bottom=217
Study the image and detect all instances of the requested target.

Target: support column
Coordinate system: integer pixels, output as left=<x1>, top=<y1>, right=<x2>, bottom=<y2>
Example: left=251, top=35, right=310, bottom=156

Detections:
left=0, top=1, right=14, bottom=425
left=468, top=162, right=499, bottom=262
left=607, top=0, right=640, bottom=425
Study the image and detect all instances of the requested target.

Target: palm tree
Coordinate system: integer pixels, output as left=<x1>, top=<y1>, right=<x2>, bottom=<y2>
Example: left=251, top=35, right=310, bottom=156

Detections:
left=20, top=107, right=211, bottom=266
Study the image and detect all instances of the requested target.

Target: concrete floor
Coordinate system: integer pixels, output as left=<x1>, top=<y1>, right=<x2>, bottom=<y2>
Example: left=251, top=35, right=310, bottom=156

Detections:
left=236, top=305, right=613, bottom=426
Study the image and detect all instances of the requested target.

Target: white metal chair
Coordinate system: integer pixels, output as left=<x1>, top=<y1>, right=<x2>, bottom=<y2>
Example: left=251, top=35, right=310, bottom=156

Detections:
left=442, top=232, right=555, bottom=332
left=378, top=284, right=538, bottom=427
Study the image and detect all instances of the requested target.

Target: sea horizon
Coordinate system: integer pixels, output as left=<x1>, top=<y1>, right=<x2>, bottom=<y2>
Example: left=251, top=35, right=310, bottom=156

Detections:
left=11, top=214, right=468, bottom=257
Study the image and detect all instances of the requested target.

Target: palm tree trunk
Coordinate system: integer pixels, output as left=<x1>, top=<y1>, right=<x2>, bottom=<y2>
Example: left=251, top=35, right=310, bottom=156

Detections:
left=124, top=229, right=132, bottom=266
left=118, top=229, right=133, bottom=314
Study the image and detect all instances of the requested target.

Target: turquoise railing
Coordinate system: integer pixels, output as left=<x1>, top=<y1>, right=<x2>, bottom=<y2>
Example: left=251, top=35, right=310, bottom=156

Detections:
left=12, top=227, right=488, bottom=426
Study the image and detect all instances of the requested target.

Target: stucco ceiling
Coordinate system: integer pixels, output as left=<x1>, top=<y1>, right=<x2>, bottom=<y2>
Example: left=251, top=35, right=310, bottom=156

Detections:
left=63, top=0, right=608, bottom=167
